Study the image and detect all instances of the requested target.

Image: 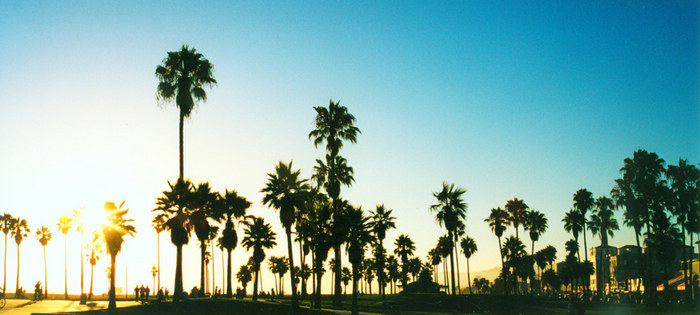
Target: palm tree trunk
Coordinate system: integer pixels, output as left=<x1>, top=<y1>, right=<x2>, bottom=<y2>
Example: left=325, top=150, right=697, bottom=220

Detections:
left=681, top=225, right=689, bottom=303
left=3, top=233, right=7, bottom=295
left=352, top=263, right=359, bottom=315
left=15, top=244, right=20, bottom=298
left=108, top=254, right=116, bottom=309
left=80, top=232, right=84, bottom=295
left=454, top=236, right=461, bottom=295
left=273, top=273, right=278, bottom=294
left=286, top=228, right=298, bottom=308
left=467, top=257, right=472, bottom=294
left=333, top=245, right=342, bottom=306
left=157, top=233, right=161, bottom=291
left=43, top=245, right=48, bottom=296
left=89, top=264, right=94, bottom=299
left=210, top=239, right=214, bottom=294
left=314, top=256, right=322, bottom=309
left=200, top=243, right=206, bottom=293
left=64, top=235, right=68, bottom=299
left=174, top=244, right=183, bottom=302
left=226, top=249, right=232, bottom=298
left=253, top=269, right=259, bottom=301
left=582, top=223, right=588, bottom=261
left=442, top=259, right=448, bottom=294
left=449, top=235, right=456, bottom=296
left=179, top=111, right=184, bottom=179
left=221, top=247, right=225, bottom=291
left=498, top=236, right=507, bottom=295
left=645, top=223, right=654, bottom=306
left=378, top=241, right=385, bottom=299
left=689, top=232, right=695, bottom=301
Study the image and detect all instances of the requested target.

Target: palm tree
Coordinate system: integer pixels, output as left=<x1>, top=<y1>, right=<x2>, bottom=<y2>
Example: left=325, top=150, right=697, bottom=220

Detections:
left=1, top=213, right=16, bottom=295
left=85, top=231, right=102, bottom=300
left=341, top=267, right=351, bottom=294
left=427, top=248, right=441, bottom=285
left=430, top=182, right=467, bottom=296
left=573, top=189, right=594, bottom=261
left=261, top=160, right=309, bottom=308
left=369, top=204, right=396, bottom=299
left=155, top=45, right=217, bottom=179
left=454, top=220, right=465, bottom=294
left=484, top=207, right=509, bottom=292
left=102, top=201, right=136, bottom=310
left=501, top=235, right=526, bottom=295
left=394, top=234, right=415, bottom=291
left=57, top=215, right=73, bottom=299
left=190, top=182, right=220, bottom=294
left=151, top=266, right=158, bottom=292
left=436, top=235, right=453, bottom=293
left=345, top=206, right=372, bottom=315
left=562, top=209, right=584, bottom=261
left=152, top=178, right=194, bottom=302
left=460, top=236, right=477, bottom=294
left=666, top=159, right=699, bottom=301
left=309, top=99, right=361, bottom=307
left=302, top=197, right=333, bottom=308
left=524, top=209, right=548, bottom=255
left=236, top=264, right=252, bottom=295
left=241, top=216, right=277, bottom=301
left=72, top=207, right=86, bottom=297
left=151, top=215, right=166, bottom=291
left=588, top=196, right=619, bottom=247
left=505, top=198, right=528, bottom=238
left=35, top=226, right=52, bottom=296
left=218, top=189, right=251, bottom=297
left=11, top=217, right=29, bottom=298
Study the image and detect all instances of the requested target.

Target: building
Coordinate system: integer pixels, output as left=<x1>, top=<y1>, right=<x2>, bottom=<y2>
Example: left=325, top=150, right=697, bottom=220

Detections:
left=589, top=245, right=618, bottom=293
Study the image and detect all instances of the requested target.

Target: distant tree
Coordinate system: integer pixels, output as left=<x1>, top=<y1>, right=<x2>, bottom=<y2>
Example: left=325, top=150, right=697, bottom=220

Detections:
left=189, top=182, right=220, bottom=294
left=505, top=198, right=528, bottom=238
left=501, top=236, right=526, bottom=295
left=72, top=207, right=86, bottom=297
left=35, top=226, right=52, bottom=296
left=562, top=209, right=584, bottom=261
left=219, top=189, right=251, bottom=297
left=524, top=209, right=548, bottom=255
left=341, top=267, right=352, bottom=294
left=151, top=266, right=158, bottom=292
left=573, top=189, right=594, bottom=261
left=394, top=234, right=415, bottom=290
left=485, top=207, right=509, bottom=293
left=241, top=216, right=277, bottom=301
left=430, top=182, right=467, bottom=296
left=236, top=264, right=252, bottom=295
left=1, top=213, right=16, bottom=295
left=85, top=231, right=103, bottom=300
left=369, top=204, right=396, bottom=299
left=155, top=45, right=217, bottom=179
left=57, top=215, right=73, bottom=299
left=542, top=269, right=560, bottom=295
left=102, top=201, right=136, bottom=310
left=386, top=255, right=400, bottom=294
left=460, top=236, right=477, bottom=294
left=345, top=206, right=373, bottom=315
left=151, top=215, right=166, bottom=291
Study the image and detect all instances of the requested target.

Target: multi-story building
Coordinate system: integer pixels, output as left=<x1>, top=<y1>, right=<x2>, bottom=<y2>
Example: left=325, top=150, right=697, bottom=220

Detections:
left=589, top=245, right=618, bottom=293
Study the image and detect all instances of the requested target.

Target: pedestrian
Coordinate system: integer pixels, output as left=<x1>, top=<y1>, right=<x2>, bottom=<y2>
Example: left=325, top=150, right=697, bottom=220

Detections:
left=145, top=285, right=150, bottom=301
left=134, top=286, right=139, bottom=301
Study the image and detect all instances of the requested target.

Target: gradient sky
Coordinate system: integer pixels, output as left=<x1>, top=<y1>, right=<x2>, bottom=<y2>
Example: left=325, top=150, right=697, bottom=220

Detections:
left=0, top=1, right=698, bottom=295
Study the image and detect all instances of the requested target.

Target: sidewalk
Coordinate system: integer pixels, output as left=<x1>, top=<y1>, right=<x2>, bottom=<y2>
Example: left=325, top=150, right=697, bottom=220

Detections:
left=1, top=299, right=139, bottom=315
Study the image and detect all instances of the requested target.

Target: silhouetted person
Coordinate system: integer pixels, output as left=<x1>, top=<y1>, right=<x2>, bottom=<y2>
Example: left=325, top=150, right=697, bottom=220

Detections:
left=134, top=286, right=139, bottom=301
left=164, top=288, right=169, bottom=300
left=145, top=286, right=150, bottom=300
left=34, top=281, right=42, bottom=300
left=139, top=285, right=145, bottom=302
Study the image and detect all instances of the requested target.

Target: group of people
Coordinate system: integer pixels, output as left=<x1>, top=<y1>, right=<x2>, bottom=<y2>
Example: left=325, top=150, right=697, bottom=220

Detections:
left=134, top=285, right=167, bottom=303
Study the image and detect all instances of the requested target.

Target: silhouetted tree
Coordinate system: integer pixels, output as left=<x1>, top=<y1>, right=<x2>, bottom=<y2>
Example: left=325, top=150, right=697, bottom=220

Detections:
left=524, top=209, right=548, bottom=255
left=241, top=216, right=277, bottom=301
left=102, top=201, right=136, bottom=310
left=1, top=213, right=16, bottom=295
left=155, top=45, right=217, bottom=179
left=35, top=226, right=51, bottom=296
left=484, top=207, right=509, bottom=294
left=505, top=198, right=528, bottom=239
left=460, top=236, right=477, bottom=294
left=219, top=189, right=251, bottom=297
left=85, top=231, right=102, bottom=300
left=430, top=182, right=467, bottom=295
left=57, top=215, right=73, bottom=299
left=369, top=204, right=395, bottom=299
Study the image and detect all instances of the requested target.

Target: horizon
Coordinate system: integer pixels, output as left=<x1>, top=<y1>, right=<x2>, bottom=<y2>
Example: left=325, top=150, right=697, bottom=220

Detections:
left=0, top=1, right=698, bottom=297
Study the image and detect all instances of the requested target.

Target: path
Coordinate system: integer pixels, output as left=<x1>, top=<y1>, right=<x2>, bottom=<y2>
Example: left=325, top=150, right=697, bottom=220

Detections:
left=1, top=299, right=139, bottom=315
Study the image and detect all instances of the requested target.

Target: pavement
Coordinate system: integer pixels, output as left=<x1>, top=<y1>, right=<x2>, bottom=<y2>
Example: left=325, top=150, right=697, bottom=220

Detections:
left=1, top=299, right=140, bottom=315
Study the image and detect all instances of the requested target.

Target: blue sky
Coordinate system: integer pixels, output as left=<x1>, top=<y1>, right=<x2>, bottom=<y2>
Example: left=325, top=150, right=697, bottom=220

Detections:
left=0, top=1, right=697, bottom=295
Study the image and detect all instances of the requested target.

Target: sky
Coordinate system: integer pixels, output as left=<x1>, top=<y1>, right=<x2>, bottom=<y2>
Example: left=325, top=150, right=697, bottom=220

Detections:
left=0, top=1, right=698, bottom=296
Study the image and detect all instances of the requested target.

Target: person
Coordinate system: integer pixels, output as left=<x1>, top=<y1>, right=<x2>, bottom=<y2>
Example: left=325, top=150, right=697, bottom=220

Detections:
left=134, top=286, right=139, bottom=301
left=145, top=285, right=150, bottom=301
left=164, top=288, right=169, bottom=300
left=34, top=281, right=42, bottom=301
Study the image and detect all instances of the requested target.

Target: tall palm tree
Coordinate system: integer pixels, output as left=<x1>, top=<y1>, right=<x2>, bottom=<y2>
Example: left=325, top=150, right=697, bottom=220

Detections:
left=102, top=201, right=136, bottom=310
left=303, top=197, right=333, bottom=308
left=394, top=234, right=415, bottom=291
left=345, top=205, right=372, bottom=315
left=85, top=231, right=102, bottom=300
left=190, top=182, right=220, bottom=293
left=524, top=209, right=548, bottom=255
left=454, top=220, right=465, bottom=294
left=10, top=218, right=29, bottom=297
left=57, top=215, right=73, bottom=299
left=588, top=196, right=619, bottom=247
left=152, top=178, right=194, bottom=302
left=219, top=189, right=251, bottom=297
left=562, top=209, right=583, bottom=261
left=501, top=235, right=526, bottom=295
left=369, top=204, right=396, bottom=299
left=241, top=216, right=277, bottom=302
left=151, top=215, right=166, bottom=291
left=72, top=207, right=86, bottom=297
left=261, top=160, right=309, bottom=308
left=573, top=189, right=594, bottom=261
left=207, top=225, right=219, bottom=294
left=1, top=213, right=15, bottom=295
left=35, top=226, right=52, bottom=296
left=666, top=159, right=699, bottom=301
left=505, top=198, right=528, bottom=238
left=155, top=45, right=217, bottom=179
left=309, top=99, right=360, bottom=306
left=460, top=236, right=477, bottom=294
left=484, top=207, right=509, bottom=292
left=430, top=182, right=467, bottom=296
